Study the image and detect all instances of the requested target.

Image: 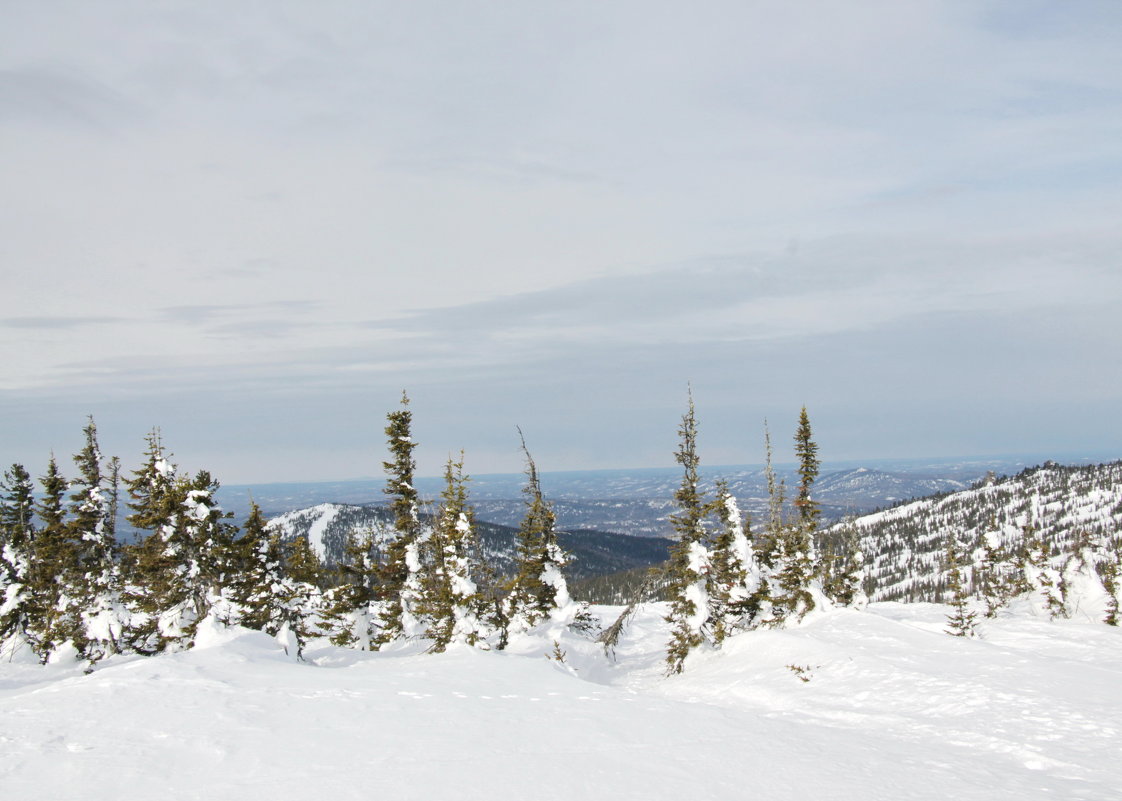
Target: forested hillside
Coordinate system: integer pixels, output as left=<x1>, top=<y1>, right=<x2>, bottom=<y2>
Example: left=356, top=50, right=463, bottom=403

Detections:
left=838, top=461, right=1122, bottom=603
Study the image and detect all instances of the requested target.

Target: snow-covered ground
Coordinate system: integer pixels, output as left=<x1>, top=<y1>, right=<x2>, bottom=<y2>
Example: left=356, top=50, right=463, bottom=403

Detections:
left=2, top=604, right=1119, bottom=800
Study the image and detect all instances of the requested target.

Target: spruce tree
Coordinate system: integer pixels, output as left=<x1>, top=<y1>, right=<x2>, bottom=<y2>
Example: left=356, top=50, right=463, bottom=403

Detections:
left=766, top=411, right=822, bottom=625
left=230, top=501, right=288, bottom=634
left=793, top=406, right=820, bottom=527
left=1016, top=520, right=1065, bottom=618
left=506, top=431, right=581, bottom=635
left=977, top=518, right=1013, bottom=618
left=826, top=522, right=868, bottom=609
left=321, top=529, right=377, bottom=648
left=373, top=392, right=426, bottom=646
left=0, top=464, right=36, bottom=548
left=422, top=455, right=484, bottom=651
left=1101, top=547, right=1120, bottom=627
left=0, top=465, right=37, bottom=657
left=28, top=456, right=73, bottom=659
left=705, top=480, right=759, bottom=642
left=67, top=417, right=123, bottom=662
left=664, top=390, right=712, bottom=674
left=944, top=532, right=978, bottom=637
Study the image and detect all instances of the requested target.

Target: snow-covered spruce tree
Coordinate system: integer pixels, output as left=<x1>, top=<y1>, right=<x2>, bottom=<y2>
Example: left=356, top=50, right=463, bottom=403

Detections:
left=705, top=479, right=759, bottom=643
left=373, top=392, right=427, bottom=647
left=977, top=518, right=1013, bottom=618
left=421, top=455, right=485, bottom=651
left=1059, top=528, right=1110, bottom=622
left=1, top=464, right=37, bottom=658
left=793, top=406, right=820, bottom=529
left=130, top=469, right=237, bottom=652
left=26, top=456, right=74, bottom=659
left=66, top=417, right=124, bottom=662
left=1015, top=520, right=1065, bottom=619
left=664, top=391, right=712, bottom=675
left=280, top=534, right=325, bottom=647
left=320, top=530, right=377, bottom=648
left=505, top=431, right=589, bottom=637
left=746, top=424, right=782, bottom=622
left=229, top=502, right=289, bottom=634
left=120, top=434, right=181, bottom=653
left=825, top=522, right=868, bottom=610
left=765, top=410, right=823, bottom=626
left=943, top=532, right=978, bottom=638
left=1101, top=547, right=1120, bottom=626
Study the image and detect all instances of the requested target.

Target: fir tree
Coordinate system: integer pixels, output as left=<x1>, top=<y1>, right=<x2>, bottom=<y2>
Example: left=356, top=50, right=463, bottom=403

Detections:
left=826, top=523, right=868, bottom=609
left=1016, top=520, right=1065, bottom=619
left=765, top=412, right=823, bottom=626
left=0, top=464, right=36, bottom=549
left=1059, top=528, right=1108, bottom=621
left=1101, top=547, right=1120, bottom=627
left=793, top=406, right=820, bottom=527
left=28, top=456, right=73, bottom=659
left=977, top=518, right=1013, bottom=618
left=0, top=465, right=37, bottom=657
left=285, top=535, right=322, bottom=587
left=705, top=480, right=760, bottom=642
left=321, top=529, right=378, bottom=649
left=67, top=417, right=123, bottom=662
left=422, top=455, right=484, bottom=651
left=229, top=501, right=288, bottom=634
left=373, top=392, right=426, bottom=647
left=506, top=430, right=581, bottom=635
left=943, top=532, right=978, bottom=638
left=664, top=390, right=712, bottom=674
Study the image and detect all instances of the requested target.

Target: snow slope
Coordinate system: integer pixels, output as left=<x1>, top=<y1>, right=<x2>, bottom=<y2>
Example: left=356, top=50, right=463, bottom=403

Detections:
left=1, top=604, right=1119, bottom=800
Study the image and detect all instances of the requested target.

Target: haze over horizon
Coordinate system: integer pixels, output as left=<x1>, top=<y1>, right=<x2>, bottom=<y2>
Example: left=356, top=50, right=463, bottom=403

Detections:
left=3, top=2, right=1120, bottom=484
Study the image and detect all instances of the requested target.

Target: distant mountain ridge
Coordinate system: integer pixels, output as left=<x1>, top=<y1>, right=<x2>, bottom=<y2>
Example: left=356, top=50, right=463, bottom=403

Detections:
left=265, top=503, right=671, bottom=580
left=221, top=454, right=1088, bottom=538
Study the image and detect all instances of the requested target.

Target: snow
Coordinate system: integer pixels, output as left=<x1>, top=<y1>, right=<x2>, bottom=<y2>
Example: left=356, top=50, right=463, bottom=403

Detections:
left=2, top=603, right=1120, bottom=800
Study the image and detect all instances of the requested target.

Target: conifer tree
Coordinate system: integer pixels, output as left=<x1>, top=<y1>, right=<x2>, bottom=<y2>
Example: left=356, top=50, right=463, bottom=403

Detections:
left=422, top=455, right=484, bottom=651
left=793, top=406, right=820, bottom=527
left=67, top=417, right=124, bottom=662
left=285, top=535, right=323, bottom=587
left=765, top=412, right=823, bottom=625
left=943, top=532, right=978, bottom=637
left=27, top=456, right=73, bottom=659
left=0, top=464, right=36, bottom=548
left=826, top=523, right=868, bottom=609
left=1016, top=520, right=1065, bottom=618
left=1101, top=546, right=1120, bottom=627
left=664, top=390, right=712, bottom=674
left=977, top=518, right=1013, bottom=618
left=321, top=529, right=378, bottom=649
left=373, top=392, right=426, bottom=646
left=0, top=465, right=37, bottom=657
left=705, top=480, right=759, bottom=642
left=129, top=469, right=236, bottom=652
left=1059, top=528, right=1108, bottom=621
left=506, top=431, right=581, bottom=635
left=229, top=501, right=288, bottom=633
left=273, top=532, right=323, bottom=656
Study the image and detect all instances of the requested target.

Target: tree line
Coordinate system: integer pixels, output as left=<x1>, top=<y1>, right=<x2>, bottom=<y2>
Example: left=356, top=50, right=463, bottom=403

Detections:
left=0, top=394, right=590, bottom=668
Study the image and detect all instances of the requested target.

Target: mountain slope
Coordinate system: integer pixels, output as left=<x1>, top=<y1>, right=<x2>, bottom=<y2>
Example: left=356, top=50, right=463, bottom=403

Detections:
left=841, top=461, right=1122, bottom=602
left=266, top=503, right=671, bottom=580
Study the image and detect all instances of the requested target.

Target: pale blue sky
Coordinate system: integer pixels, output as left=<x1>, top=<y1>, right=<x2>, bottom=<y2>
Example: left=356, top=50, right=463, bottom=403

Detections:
left=2, top=1, right=1120, bottom=482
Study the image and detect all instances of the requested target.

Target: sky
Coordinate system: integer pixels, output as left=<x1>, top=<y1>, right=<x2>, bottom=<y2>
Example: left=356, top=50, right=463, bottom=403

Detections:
left=2, top=1, right=1121, bottom=484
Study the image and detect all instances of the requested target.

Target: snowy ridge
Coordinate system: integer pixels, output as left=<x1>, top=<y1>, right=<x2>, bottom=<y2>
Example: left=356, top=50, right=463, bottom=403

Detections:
left=840, top=462, right=1122, bottom=601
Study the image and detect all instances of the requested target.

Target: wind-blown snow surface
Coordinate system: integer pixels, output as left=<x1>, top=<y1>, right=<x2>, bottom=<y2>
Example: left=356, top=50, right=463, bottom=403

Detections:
left=2, top=605, right=1119, bottom=800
